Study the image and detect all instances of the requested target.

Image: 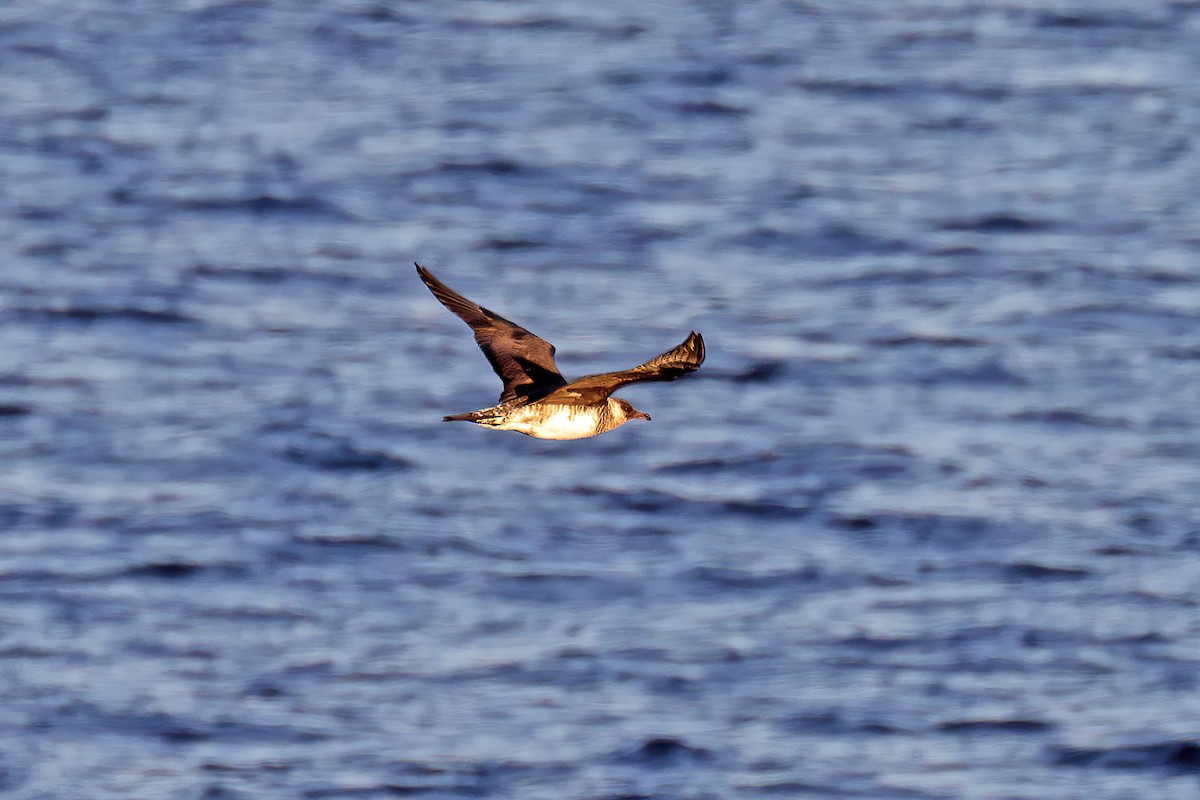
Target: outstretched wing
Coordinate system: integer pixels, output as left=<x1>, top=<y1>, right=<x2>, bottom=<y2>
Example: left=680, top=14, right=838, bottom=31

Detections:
left=544, top=331, right=705, bottom=405
left=416, top=264, right=567, bottom=404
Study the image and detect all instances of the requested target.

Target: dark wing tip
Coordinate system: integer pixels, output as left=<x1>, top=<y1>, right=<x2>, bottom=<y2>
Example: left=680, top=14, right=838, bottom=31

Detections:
left=415, top=262, right=434, bottom=288
left=671, top=331, right=704, bottom=371
left=415, top=263, right=488, bottom=322
left=688, top=331, right=706, bottom=366
left=638, top=331, right=705, bottom=380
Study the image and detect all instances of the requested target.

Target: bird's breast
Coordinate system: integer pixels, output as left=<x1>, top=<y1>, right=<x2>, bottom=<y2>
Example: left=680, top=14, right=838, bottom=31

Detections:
left=498, top=404, right=607, bottom=440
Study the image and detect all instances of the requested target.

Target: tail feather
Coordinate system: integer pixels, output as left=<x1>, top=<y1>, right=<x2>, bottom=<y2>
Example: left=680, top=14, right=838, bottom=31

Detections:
left=443, top=407, right=504, bottom=423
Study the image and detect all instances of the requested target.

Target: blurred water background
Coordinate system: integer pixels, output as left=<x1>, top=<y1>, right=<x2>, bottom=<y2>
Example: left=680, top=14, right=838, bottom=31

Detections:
left=3, top=1, right=1200, bottom=798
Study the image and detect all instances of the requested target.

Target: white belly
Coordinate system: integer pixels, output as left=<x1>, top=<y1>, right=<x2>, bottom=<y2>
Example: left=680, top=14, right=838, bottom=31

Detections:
left=496, top=405, right=602, bottom=440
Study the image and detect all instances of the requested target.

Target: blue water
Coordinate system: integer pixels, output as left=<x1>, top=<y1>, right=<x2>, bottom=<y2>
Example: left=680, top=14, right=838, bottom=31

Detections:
left=3, top=1, right=1200, bottom=798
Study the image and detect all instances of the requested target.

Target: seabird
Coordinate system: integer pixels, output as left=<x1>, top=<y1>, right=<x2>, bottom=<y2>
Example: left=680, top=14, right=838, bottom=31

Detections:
left=416, top=264, right=705, bottom=440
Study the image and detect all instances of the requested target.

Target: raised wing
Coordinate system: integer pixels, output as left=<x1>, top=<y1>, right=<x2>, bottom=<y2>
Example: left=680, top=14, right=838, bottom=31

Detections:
left=416, top=264, right=567, bottom=404
left=544, top=331, right=705, bottom=405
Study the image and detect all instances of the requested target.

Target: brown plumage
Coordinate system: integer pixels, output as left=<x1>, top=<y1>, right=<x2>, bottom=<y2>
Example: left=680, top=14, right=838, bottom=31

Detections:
left=416, top=263, right=705, bottom=439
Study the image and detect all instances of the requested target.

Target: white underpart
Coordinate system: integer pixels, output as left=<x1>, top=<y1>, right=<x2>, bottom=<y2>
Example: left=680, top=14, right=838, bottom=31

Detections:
left=493, top=404, right=607, bottom=440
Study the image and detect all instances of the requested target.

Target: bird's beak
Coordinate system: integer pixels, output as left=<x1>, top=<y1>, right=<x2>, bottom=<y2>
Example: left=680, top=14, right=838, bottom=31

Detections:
left=633, top=411, right=651, bottom=421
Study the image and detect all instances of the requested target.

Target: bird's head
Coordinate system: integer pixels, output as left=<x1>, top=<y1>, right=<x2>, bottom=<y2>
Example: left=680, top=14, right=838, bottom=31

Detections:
left=613, top=397, right=651, bottom=422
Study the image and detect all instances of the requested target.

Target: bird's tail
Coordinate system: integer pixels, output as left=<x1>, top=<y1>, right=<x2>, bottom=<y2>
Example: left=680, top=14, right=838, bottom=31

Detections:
left=443, top=406, right=504, bottom=424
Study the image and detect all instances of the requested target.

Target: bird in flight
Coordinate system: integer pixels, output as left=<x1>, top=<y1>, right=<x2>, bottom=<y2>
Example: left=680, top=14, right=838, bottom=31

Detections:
left=416, top=264, right=705, bottom=440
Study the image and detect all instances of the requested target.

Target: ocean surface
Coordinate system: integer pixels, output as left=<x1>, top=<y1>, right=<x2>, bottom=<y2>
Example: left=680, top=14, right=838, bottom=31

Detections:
left=3, top=1, right=1200, bottom=798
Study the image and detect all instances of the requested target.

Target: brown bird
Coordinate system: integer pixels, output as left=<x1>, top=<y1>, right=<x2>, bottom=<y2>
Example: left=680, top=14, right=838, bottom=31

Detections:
left=416, top=264, right=705, bottom=439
